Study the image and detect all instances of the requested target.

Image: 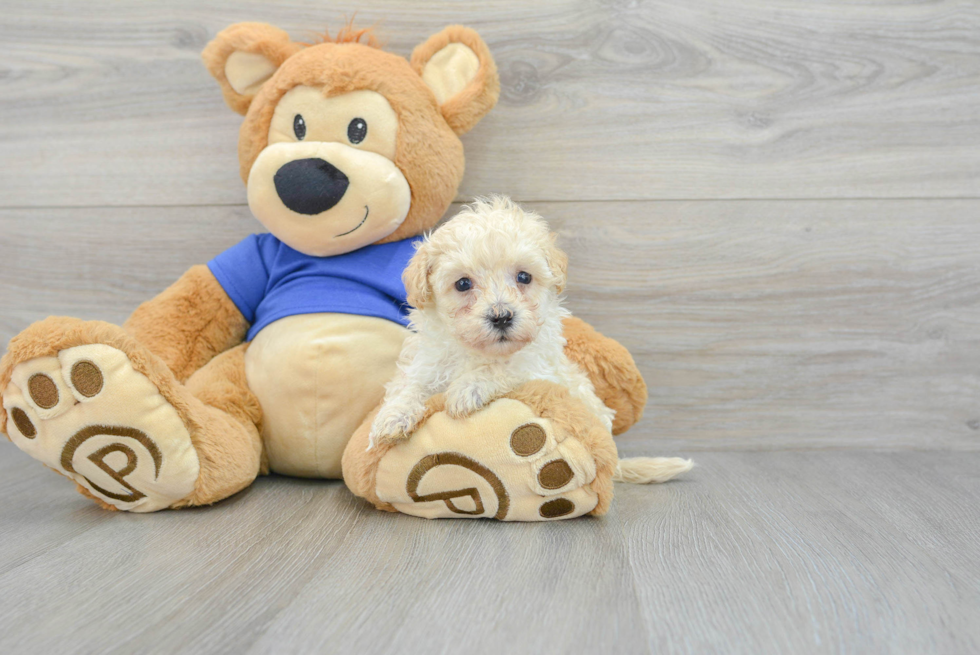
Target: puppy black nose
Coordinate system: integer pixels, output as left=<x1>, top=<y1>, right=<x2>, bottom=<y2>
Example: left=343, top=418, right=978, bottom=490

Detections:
left=487, top=310, right=514, bottom=331
left=274, top=158, right=350, bottom=215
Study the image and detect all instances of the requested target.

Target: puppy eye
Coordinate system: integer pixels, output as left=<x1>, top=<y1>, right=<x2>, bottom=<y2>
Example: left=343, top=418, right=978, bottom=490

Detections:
left=516, top=271, right=532, bottom=285
left=348, top=118, right=368, bottom=144
left=454, top=277, right=472, bottom=292
left=293, top=114, right=306, bottom=140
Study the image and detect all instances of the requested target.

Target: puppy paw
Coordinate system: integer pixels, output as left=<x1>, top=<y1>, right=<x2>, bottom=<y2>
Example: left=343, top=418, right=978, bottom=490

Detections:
left=445, top=386, right=492, bottom=419
left=369, top=406, right=424, bottom=449
left=368, top=429, right=409, bottom=451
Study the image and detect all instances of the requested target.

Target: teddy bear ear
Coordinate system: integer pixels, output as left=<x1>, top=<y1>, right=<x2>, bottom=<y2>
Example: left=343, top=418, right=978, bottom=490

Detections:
left=411, top=26, right=500, bottom=135
left=202, top=22, right=302, bottom=115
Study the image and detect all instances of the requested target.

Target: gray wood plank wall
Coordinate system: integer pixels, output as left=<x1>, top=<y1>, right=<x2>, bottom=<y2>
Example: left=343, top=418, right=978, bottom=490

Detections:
left=2, top=1, right=979, bottom=205
left=1, top=0, right=978, bottom=450
left=3, top=200, right=979, bottom=451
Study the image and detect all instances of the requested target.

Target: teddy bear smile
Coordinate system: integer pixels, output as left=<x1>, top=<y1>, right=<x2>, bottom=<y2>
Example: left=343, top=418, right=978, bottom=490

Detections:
left=335, top=205, right=370, bottom=237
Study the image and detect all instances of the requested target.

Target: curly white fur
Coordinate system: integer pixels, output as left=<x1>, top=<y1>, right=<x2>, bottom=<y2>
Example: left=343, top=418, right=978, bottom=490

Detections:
left=369, top=196, right=615, bottom=449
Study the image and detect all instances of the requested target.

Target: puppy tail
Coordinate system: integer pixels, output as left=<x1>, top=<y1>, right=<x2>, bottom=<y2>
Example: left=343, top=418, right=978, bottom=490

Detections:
left=613, top=457, right=694, bottom=484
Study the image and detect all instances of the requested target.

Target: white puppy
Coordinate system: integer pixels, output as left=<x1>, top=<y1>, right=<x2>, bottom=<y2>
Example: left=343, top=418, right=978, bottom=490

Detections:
left=369, top=196, right=615, bottom=449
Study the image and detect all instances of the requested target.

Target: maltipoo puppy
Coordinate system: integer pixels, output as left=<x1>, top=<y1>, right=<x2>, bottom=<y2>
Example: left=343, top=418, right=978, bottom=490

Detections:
left=369, top=196, right=615, bottom=449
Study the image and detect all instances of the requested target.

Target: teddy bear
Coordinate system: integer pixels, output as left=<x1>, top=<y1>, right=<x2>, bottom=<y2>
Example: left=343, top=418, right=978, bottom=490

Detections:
left=0, top=21, right=648, bottom=521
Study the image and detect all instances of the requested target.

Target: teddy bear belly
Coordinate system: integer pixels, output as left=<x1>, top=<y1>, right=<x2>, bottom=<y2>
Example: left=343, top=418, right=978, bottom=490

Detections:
left=244, top=313, right=409, bottom=478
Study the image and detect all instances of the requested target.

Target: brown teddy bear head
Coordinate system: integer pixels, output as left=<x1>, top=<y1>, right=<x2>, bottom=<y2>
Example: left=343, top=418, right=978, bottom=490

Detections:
left=203, top=22, right=499, bottom=257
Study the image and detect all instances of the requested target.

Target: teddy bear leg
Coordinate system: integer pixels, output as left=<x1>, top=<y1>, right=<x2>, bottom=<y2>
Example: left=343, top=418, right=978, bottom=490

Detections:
left=0, top=317, right=261, bottom=512
left=342, top=380, right=619, bottom=521
left=123, top=264, right=250, bottom=383
left=562, top=316, right=648, bottom=435
left=175, top=342, right=264, bottom=508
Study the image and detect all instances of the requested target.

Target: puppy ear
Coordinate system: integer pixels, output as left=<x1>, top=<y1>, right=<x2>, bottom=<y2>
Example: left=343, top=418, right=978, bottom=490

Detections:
left=411, top=26, right=500, bottom=135
left=404, top=242, right=434, bottom=309
left=546, top=234, right=569, bottom=294
left=202, top=22, right=302, bottom=115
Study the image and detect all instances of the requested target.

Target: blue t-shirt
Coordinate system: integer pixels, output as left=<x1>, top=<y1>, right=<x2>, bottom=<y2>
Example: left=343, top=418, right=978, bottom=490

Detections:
left=208, top=234, right=421, bottom=341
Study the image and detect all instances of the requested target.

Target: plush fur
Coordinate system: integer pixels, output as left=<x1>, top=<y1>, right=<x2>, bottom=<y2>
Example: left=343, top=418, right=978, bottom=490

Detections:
left=562, top=316, right=648, bottom=435
left=179, top=343, right=266, bottom=506
left=123, top=265, right=249, bottom=383
left=201, top=22, right=303, bottom=115
left=410, top=26, right=500, bottom=136
left=370, top=197, right=615, bottom=447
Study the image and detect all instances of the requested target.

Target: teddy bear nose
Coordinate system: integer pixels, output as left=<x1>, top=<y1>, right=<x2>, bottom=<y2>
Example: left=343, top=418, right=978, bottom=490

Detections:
left=274, top=158, right=350, bottom=215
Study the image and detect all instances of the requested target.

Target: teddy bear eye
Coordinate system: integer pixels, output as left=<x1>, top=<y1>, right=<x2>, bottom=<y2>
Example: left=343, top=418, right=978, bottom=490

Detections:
left=455, top=277, right=472, bottom=292
left=293, top=114, right=306, bottom=140
left=348, top=118, right=368, bottom=144
left=517, top=271, right=532, bottom=285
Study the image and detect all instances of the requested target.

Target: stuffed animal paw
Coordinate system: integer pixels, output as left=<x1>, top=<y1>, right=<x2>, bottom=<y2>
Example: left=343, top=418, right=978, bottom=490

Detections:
left=0, top=317, right=262, bottom=512
left=343, top=380, right=618, bottom=521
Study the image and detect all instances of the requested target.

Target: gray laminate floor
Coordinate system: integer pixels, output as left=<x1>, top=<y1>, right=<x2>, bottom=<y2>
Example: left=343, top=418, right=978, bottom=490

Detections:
left=1, top=440, right=977, bottom=654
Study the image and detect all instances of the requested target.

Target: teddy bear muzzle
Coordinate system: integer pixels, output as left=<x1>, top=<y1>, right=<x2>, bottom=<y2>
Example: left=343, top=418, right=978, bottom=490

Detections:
left=246, top=140, right=412, bottom=257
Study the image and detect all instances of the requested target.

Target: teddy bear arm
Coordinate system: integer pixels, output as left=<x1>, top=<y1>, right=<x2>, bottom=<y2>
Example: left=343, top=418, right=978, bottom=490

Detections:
left=123, top=265, right=249, bottom=383
left=562, top=316, right=648, bottom=435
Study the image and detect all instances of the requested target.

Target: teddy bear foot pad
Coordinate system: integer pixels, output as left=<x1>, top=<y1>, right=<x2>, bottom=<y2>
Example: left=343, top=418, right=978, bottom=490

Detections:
left=3, top=344, right=200, bottom=512
left=375, top=398, right=605, bottom=521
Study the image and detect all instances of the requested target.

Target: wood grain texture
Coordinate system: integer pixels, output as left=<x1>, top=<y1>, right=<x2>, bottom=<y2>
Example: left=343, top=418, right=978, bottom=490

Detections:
left=3, top=200, right=978, bottom=451
left=1, top=441, right=977, bottom=654
left=0, top=0, right=978, bottom=206
left=613, top=450, right=980, bottom=655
